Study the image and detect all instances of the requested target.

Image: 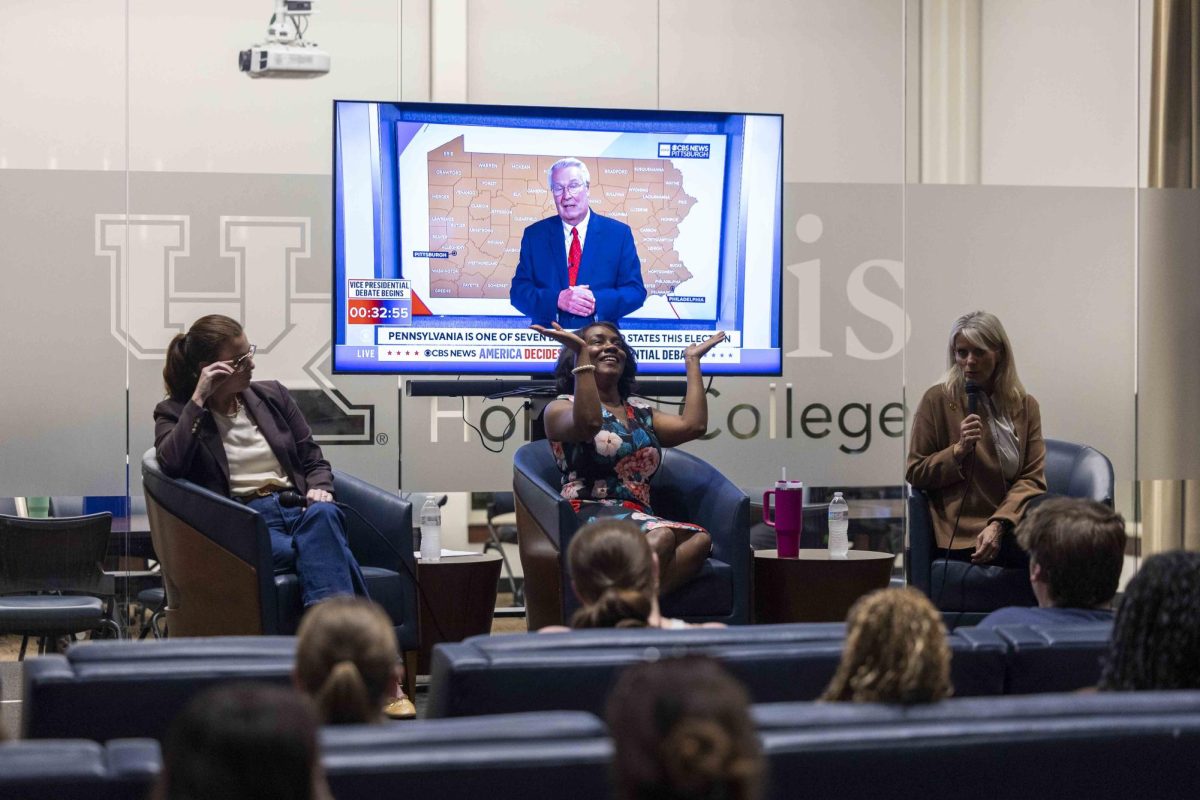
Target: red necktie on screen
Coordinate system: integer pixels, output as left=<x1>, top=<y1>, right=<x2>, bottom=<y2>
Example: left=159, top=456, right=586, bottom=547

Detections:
left=567, top=227, right=581, bottom=287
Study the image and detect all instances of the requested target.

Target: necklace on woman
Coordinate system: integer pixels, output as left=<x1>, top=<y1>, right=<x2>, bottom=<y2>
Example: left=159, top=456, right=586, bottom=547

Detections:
left=219, top=395, right=242, bottom=417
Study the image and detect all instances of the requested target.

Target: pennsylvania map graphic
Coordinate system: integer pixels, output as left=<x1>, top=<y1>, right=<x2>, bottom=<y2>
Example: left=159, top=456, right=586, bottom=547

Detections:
left=426, top=135, right=697, bottom=300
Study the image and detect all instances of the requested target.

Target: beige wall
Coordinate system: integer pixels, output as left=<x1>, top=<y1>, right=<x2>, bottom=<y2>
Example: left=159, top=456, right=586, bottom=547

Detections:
left=979, top=0, right=1138, bottom=188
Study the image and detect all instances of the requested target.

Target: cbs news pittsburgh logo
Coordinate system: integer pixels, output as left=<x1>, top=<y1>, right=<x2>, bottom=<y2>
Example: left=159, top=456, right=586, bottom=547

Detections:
left=658, top=143, right=711, bottom=159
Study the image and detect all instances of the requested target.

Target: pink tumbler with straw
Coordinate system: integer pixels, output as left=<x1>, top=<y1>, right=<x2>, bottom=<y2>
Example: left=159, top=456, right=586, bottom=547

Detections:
left=763, top=479, right=804, bottom=558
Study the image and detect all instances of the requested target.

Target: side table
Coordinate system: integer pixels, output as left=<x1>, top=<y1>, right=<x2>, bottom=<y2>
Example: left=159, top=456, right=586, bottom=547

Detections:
left=416, top=552, right=502, bottom=675
left=753, top=549, right=894, bottom=623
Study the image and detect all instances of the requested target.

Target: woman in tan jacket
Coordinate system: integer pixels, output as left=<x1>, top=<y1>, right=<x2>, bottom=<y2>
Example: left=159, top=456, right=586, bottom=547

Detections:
left=906, top=311, right=1046, bottom=565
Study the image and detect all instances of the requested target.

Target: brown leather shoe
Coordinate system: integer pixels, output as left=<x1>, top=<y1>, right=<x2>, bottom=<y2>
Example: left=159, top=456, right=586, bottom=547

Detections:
left=383, top=695, right=417, bottom=720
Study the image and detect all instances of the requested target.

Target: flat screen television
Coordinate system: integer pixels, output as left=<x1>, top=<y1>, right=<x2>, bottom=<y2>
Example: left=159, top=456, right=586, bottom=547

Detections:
left=332, top=100, right=783, bottom=376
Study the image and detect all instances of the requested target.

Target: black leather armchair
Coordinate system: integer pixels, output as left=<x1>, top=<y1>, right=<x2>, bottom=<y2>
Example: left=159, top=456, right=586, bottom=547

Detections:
left=908, top=438, right=1115, bottom=620
left=140, top=450, right=417, bottom=666
left=513, top=440, right=751, bottom=629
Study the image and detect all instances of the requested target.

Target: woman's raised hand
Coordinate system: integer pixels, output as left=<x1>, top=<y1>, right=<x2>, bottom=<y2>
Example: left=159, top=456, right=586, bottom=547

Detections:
left=684, top=331, right=727, bottom=362
left=531, top=322, right=587, bottom=353
left=191, top=360, right=234, bottom=407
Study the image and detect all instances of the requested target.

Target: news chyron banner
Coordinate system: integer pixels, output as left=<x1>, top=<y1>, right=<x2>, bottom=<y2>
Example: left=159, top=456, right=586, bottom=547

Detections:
left=347, top=276, right=742, bottom=368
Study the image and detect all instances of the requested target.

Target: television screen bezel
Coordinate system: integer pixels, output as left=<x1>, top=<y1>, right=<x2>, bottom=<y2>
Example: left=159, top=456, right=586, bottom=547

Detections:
left=330, top=98, right=784, bottom=378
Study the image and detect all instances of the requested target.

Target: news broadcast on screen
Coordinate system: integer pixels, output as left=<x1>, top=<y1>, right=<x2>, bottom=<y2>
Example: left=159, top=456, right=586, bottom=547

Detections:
left=333, top=100, right=783, bottom=376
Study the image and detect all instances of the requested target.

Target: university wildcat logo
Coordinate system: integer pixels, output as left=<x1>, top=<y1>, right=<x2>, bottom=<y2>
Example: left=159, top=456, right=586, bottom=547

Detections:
left=96, top=213, right=373, bottom=444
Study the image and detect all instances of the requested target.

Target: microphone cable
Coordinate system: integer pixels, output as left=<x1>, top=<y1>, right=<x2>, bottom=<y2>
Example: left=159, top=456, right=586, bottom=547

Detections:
left=461, top=394, right=521, bottom=454
left=934, top=448, right=975, bottom=615
left=278, top=492, right=448, bottom=641
left=934, top=380, right=983, bottom=622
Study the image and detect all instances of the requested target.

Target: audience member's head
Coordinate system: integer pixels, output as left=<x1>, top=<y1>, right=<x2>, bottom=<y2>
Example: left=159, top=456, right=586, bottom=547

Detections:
left=1099, top=550, right=1200, bottom=691
left=606, top=656, right=763, bottom=800
left=1018, top=497, right=1126, bottom=609
left=293, top=597, right=399, bottom=725
left=567, top=519, right=656, bottom=629
left=821, top=587, right=951, bottom=704
left=156, top=683, right=328, bottom=800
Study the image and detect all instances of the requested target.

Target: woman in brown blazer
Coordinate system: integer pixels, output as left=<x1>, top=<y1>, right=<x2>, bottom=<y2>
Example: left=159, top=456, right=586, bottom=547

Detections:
left=906, top=311, right=1046, bottom=565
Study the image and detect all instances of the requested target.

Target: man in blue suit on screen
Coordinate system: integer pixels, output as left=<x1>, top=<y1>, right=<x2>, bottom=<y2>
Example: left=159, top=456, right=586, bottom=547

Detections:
left=510, top=157, right=647, bottom=328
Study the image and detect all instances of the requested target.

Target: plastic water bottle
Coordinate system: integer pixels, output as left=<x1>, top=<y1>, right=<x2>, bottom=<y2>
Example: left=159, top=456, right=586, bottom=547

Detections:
left=827, top=492, right=849, bottom=558
left=420, top=496, right=442, bottom=562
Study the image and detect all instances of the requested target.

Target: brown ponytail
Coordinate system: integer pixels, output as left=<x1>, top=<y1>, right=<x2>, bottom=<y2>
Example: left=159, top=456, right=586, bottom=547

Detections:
left=661, top=717, right=760, bottom=799
left=294, top=598, right=398, bottom=725
left=312, top=661, right=375, bottom=726
left=607, top=656, right=763, bottom=800
left=163, top=314, right=244, bottom=401
left=566, top=519, right=656, bottom=630
left=570, top=587, right=652, bottom=629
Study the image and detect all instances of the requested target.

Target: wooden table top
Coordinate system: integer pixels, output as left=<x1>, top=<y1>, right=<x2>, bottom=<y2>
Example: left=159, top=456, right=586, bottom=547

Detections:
left=755, top=549, right=895, bottom=562
left=416, top=552, right=502, bottom=566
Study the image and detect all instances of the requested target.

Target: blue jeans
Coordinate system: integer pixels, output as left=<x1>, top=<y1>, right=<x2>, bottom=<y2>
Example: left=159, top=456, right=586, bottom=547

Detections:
left=244, top=494, right=369, bottom=607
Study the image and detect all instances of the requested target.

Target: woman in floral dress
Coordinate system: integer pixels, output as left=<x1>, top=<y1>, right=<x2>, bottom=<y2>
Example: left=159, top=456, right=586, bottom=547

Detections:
left=533, top=321, right=726, bottom=595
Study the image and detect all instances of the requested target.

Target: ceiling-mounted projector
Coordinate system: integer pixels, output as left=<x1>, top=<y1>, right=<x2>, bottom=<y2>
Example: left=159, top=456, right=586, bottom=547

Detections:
left=239, top=0, right=330, bottom=78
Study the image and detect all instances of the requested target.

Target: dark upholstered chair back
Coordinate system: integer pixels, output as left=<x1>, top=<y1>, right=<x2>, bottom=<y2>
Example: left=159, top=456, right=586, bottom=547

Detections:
left=762, top=707, right=1200, bottom=800
left=758, top=690, right=1200, bottom=800
left=0, top=739, right=159, bottom=800
left=23, top=637, right=295, bottom=741
left=426, top=623, right=1019, bottom=718
left=16, top=690, right=1200, bottom=800
left=1043, top=438, right=1115, bottom=504
left=0, top=513, right=113, bottom=595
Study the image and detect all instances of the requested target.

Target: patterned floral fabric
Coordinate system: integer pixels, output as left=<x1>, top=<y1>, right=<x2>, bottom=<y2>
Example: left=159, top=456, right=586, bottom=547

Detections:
left=550, top=395, right=708, bottom=535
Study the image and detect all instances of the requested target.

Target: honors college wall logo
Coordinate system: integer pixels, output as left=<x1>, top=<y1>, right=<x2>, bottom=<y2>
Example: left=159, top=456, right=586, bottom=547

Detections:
left=96, top=214, right=374, bottom=444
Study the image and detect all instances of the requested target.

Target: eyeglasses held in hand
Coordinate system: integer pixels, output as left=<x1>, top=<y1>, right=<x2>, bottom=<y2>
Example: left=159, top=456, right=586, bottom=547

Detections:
left=231, top=344, right=257, bottom=372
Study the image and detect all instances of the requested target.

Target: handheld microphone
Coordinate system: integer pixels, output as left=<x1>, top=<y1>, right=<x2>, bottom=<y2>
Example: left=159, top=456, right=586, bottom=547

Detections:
left=277, top=490, right=306, bottom=509
left=965, top=379, right=981, bottom=415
